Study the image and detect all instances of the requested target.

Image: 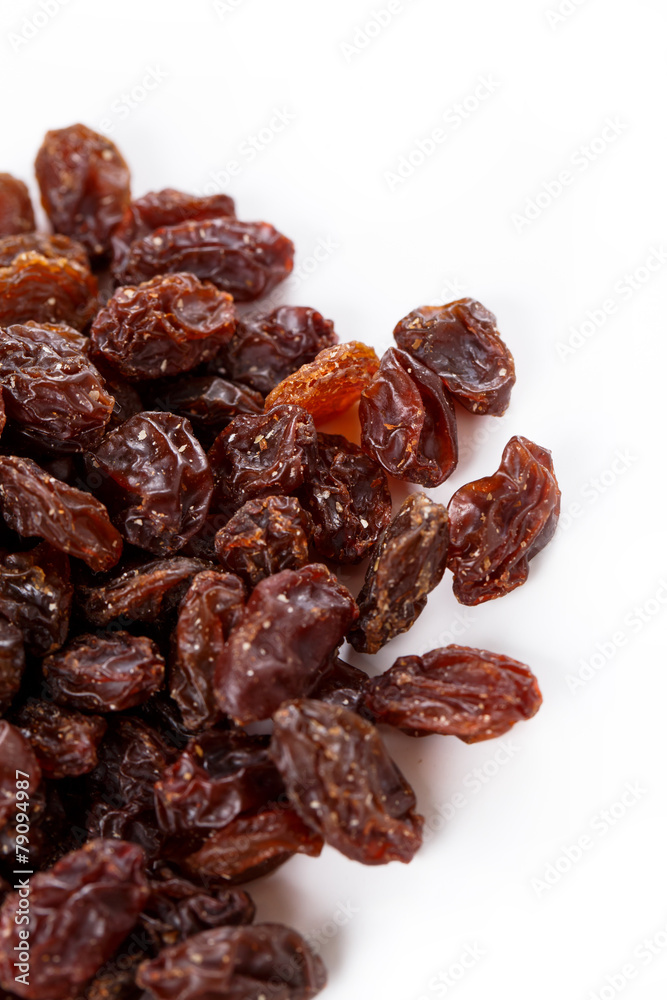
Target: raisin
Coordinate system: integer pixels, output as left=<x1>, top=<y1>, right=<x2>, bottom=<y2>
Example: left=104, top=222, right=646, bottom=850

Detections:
left=297, top=433, right=392, bottom=564
left=0, top=241, right=99, bottom=331
left=111, top=188, right=236, bottom=281
left=359, top=347, right=458, bottom=486
left=35, top=124, right=131, bottom=259
left=309, top=654, right=368, bottom=713
left=447, top=435, right=560, bottom=605
left=0, top=322, right=115, bottom=452
left=13, top=699, right=107, bottom=778
left=264, top=340, right=380, bottom=423
left=0, top=455, right=122, bottom=571
left=170, top=570, right=245, bottom=731
left=90, top=273, right=236, bottom=380
left=0, top=839, right=149, bottom=1000
left=44, top=631, right=165, bottom=712
left=364, top=645, right=543, bottom=741
left=136, top=923, right=326, bottom=1000
left=0, top=233, right=89, bottom=269
left=214, top=495, right=313, bottom=589
left=0, top=174, right=35, bottom=236
left=348, top=493, right=449, bottom=653
left=71, top=943, right=146, bottom=1000
left=0, top=543, right=72, bottom=655
left=219, top=306, right=338, bottom=396
left=117, top=217, right=294, bottom=301
left=215, top=564, right=358, bottom=724
left=0, top=720, right=40, bottom=831
left=150, top=375, right=263, bottom=441
left=393, top=298, right=516, bottom=416
left=183, top=805, right=324, bottom=885
left=0, top=617, right=25, bottom=714
left=77, top=557, right=208, bottom=626
left=89, top=412, right=214, bottom=556
left=270, top=700, right=423, bottom=865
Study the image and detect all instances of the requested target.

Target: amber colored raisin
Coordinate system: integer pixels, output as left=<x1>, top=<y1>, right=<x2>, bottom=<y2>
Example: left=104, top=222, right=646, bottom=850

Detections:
left=44, top=631, right=165, bottom=712
left=219, top=306, right=338, bottom=396
left=0, top=720, right=41, bottom=830
left=264, top=340, right=380, bottom=424
left=0, top=456, right=122, bottom=571
left=0, top=543, right=72, bottom=655
left=0, top=839, right=149, bottom=1000
left=360, top=347, right=458, bottom=487
left=150, top=375, right=263, bottom=440
left=447, top=435, right=560, bottom=605
left=77, top=557, right=208, bottom=626
left=35, top=124, right=131, bottom=259
left=0, top=617, right=25, bottom=714
left=271, top=699, right=423, bottom=865
left=348, top=493, right=449, bottom=653
left=215, top=564, right=358, bottom=725
left=0, top=233, right=89, bottom=269
left=170, top=570, right=245, bottom=731
left=0, top=241, right=99, bottom=331
left=214, top=495, right=313, bottom=589
left=90, top=273, right=236, bottom=380
left=137, top=923, right=327, bottom=1000
left=89, top=412, right=214, bottom=556
left=298, top=433, right=392, bottom=564
left=13, top=699, right=107, bottom=778
left=394, top=298, right=516, bottom=416
left=117, top=217, right=294, bottom=301
left=364, top=644, right=543, bottom=742
left=0, top=174, right=35, bottom=236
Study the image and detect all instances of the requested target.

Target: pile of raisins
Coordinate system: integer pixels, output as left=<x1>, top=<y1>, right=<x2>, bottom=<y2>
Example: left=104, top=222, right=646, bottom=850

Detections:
left=0, top=124, right=560, bottom=1000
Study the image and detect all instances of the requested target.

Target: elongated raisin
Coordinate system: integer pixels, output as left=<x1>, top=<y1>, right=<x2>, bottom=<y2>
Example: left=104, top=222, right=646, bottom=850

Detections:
left=0, top=720, right=41, bottom=831
left=364, top=645, right=543, bottom=741
left=0, top=543, right=72, bottom=655
left=0, top=238, right=98, bottom=330
left=77, top=557, right=208, bottom=626
left=447, top=435, right=560, bottom=605
left=0, top=617, right=25, bottom=714
left=13, top=699, right=107, bottom=778
left=0, top=174, right=35, bottom=236
left=214, top=495, right=313, bottom=588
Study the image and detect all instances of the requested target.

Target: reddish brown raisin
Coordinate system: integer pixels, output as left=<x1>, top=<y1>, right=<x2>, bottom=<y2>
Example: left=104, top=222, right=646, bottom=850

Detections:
left=0, top=720, right=41, bottom=831
left=77, top=557, right=208, bottom=626
left=0, top=174, right=35, bottom=236
left=271, top=699, right=423, bottom=865
left=0, top=237, right=98, bottom=331
left=309, top=654, right=368, bottom=713
left=0, top=233, right=89, bottom=269
left=13, top=699, right=107, bottom=778
left=35, top=124, right=131, bottom=259
left=447, top=435, right=560, bottom=605
left=364, top=644, right=543, bottom=741
left=394, top=298, right=516, bottom=415
left=0, top=543, right=72, bottom=655
left=0, top=617, right=25, bottom=714
left=150, top=375, right=263, bottom=441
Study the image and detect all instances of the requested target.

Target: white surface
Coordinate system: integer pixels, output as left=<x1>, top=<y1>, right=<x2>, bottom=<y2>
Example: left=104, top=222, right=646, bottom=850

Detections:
left=2, top=1, right=666, bottom=997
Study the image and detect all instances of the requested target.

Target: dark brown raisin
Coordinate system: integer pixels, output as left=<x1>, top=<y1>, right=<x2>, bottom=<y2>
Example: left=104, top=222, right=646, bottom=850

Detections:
left=0, top=720, right=41, bottom=831
left=13, top=699, right=107, bottom=778
left=150, top=375, right=264, bottom=442
left=0, top=617, right=25, bottom=714
left=0, top=543, right=73, bottom=655
left=76, top=557, right=208, bottom=626
left=0, top=174, right=35, bottom=236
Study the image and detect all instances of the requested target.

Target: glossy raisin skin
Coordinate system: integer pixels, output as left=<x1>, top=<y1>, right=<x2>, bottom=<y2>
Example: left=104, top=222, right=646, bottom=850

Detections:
left=150, top=375, right=263, bottom=442
left=360, top=347, right=458, bottom=487
left=348, top=493, right=449, bottom=654
left=0, top=174, right=35, bottom=235
left=0, top=456, right=122, bottom=571
left=117, top=217, right=294, bottom=301
left=298, top=433, right=392, bottom=564
left=170, top=570, right=245, bottom=731
left=215, top=564, right=358, bottom=725
left=0, top=720, right=41, bottom=830
left=0, top=322, right=115, bottom=452
left=447, top=435, right=560, bottom=605
left=0, top=543, right=72, bottom=655
left=364, top=645, right=543, bottom=742
left=219, top=306, right=338, bottom=396
left=0, top=233, right=89, bottom=269
left=90, top=273, right=236, bottom=380
left=89, top=412, right=214, bottom=556
left=271, top=700, right=423, bottom=865
left=394, top=298, right=516, bottom=416
left=0, top=617, right=25, bottom=714
left=214, top=495, right=313, bottom=589
left=44, top=631, right=165, bottom=712
left=13, top=699, right=107, bottom=778
left=309, top=654, right=369, bottom=713
left=77, top=557, right=208, bottom=626
left=265, top=340, right=380, bottom=423
left=35, top=124, right=131, bottom=259
left=0, top=839, right=149, bottom=1000
left=137, top=923, right=327, bottom=1000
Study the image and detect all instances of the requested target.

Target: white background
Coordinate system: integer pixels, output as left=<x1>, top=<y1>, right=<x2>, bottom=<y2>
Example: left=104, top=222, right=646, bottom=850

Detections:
left=2, top=1, right=666, bottom=998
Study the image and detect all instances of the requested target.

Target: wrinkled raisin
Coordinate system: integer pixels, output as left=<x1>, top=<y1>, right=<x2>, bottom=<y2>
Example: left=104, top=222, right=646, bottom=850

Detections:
left=0, top=720, right=40, bottom=831
left=0, top=543, right=72, bottom=655
left=13, top=699, right=107, bottom=778
left=214, top=495, right=313, bottom=588
left=150, top=375, right=263, bottom=441
left=0, top=174, right=35, bottom=236
left=77, top=557, right=208, bottom=626
left=0, top=617, right=25, bottom=714
left=0, top=237, right=98, bottom=330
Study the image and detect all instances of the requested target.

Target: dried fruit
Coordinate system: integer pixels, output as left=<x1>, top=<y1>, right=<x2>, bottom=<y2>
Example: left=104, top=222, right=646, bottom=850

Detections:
left=214, top=495, right=313, bottom=588
left=215, top=564, right=358, bottom=724
left=0, top=455, right=122, bottom=571
left=298, top=433, right=392, bottom=563
left=447, top=435, right=560, bottom=605
left=0, top=543, right=72, bottom=655
left=364, top=645, right=543, bottom=741
left=89, top=412, right=214, bottom=556
left=309, top=654, right=368, bottom=713
left=150, top=375, right=263, bottom=440
left=0, top=236, right=98, bottom=330
left=35, top=123, right=131, bottom=258
left=348, top=493, right=449, bottom=653
left=0, top=233, right=89, bottom=269
left=271, top=699, right=423, bottom=865
left=13, top=699, right=107, bottom=778
left=393, top=298, right=515, bottom=415
left=90, top=273, right=236, bottom=380
left=0, top=720, right=41, bottom=831
left=0, top=617, right=25, bottom=714
left=77, top=556, right=208, bottom=626
left=264, top=340, right=380, bottom=423
left=0, top=174, right=35, bottom=236
left=360, top=347, right=458, bottom=486
left=44, top=631, right=165, bottom=712
left=0, top=839, right=149, bottom=999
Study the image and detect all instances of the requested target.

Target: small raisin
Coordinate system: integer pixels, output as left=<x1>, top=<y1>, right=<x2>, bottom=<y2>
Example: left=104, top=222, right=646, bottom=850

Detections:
left=0, top=543, right=72, bottom=655
left=0, top=174, right=35, bottom=236
left=0, top=616, right=25, bottom=714
left=77, top=556, right=208, bottom=626
left=214, top=495, right=313, bottom=588
left=13, top=699, right=107, bottom=778
left=0, top=720, right=41, bottom=831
